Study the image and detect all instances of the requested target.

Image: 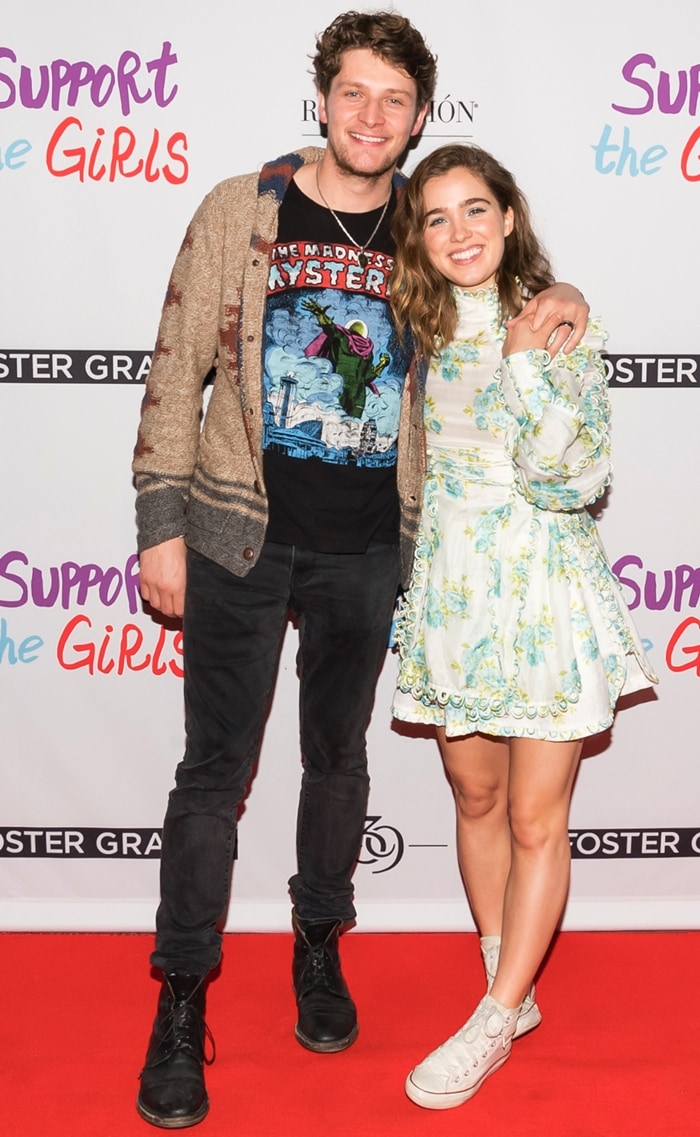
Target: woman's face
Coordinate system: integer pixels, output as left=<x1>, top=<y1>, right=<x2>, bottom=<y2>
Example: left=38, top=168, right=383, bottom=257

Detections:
left=421, top=166, right=514, bottom=290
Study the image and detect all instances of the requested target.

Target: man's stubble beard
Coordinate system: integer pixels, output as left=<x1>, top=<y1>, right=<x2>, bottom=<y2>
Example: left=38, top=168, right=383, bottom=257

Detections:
left=326, top=138, right=400, bottom=185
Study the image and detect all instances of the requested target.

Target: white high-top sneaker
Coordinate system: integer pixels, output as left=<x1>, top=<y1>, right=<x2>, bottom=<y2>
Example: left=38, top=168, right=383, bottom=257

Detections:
left=405, top=994, right=518, bottom=1110
left=480, top=935, right=542, bottom=1038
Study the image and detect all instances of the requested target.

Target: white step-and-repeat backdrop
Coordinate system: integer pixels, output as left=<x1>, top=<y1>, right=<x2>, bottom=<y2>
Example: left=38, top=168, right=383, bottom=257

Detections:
left=1, top=1, right=698, bottom=932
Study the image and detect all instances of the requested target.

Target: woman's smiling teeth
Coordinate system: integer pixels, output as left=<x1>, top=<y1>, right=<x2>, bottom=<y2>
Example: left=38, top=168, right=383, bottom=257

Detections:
left=451, top=246, right=483, bottom=263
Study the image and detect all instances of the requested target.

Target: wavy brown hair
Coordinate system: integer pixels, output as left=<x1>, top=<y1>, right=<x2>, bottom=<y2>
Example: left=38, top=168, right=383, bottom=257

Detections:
left=390, top=144, right=555, bottom=360
left=311, top=10, right=437, bottom=110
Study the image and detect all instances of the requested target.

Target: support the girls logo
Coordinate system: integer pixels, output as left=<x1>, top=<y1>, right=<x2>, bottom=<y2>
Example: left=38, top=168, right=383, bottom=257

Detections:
left=0, top=41, right=188, bottom=183
left=613, top=554, right=700, bottom=676
left=0, top=549, right=182, bottom=677
left=594, top=53, right=700, bottom=180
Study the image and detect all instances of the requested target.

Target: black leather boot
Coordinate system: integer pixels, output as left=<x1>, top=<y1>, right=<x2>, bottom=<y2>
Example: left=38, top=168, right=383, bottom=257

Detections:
left=136, top=972, right=214, bottom=1129
left=292, top=915, right=358, bottom=1053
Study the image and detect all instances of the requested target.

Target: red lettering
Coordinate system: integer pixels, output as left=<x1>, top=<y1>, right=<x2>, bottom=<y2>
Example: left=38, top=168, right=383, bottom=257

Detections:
left=87, top=126, right=106, bottom=180
left=117, top=623, right=151, bottom=674
left=46, top=115, right=85, bottom=178
left=170, top=630, right=184, bottom=678
left=46, top=115, right=189, bottom=183
left=150, top=624, right=168, bottom=675
left=110, top=124, right=142, bottom=180
left=681, top=124, right=700, bottom=182
left=666, top=617, right=700, bottom=674
left=144, top=127, right=161, bottom=183
left=56, top=615, right=182, bottom=676
left=96, top=624, right=116, bottom=674
left=163, top=131, right=188, bottom=185
left=56, top=614, right=95, bottom=671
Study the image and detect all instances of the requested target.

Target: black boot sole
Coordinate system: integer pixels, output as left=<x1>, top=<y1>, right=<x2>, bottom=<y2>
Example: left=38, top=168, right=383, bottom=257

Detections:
left=294, top=1022, right=359, bottom=1053
left=136, top=1093, right=209, bottom=1129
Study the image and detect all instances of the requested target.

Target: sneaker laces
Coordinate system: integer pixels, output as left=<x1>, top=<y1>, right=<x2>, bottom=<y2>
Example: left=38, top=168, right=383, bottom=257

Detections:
left=432, top=999, right=510, bottom=1077
left=481, top=944, right=500, bottom=990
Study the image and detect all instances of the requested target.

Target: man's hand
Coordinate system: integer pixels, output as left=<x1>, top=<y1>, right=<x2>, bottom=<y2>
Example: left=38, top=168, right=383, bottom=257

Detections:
left=509, top=283, right=590, bottom=356
left=502, top=310, right=565, bottom=358
left=138, top=537, right=187, bottom=618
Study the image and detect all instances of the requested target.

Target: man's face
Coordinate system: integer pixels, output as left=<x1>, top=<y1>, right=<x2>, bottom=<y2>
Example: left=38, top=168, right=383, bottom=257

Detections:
left=318, top=48, right=427, bottom=180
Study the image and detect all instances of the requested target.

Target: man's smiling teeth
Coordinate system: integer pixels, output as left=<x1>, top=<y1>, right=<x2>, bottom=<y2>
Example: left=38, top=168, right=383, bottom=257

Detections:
left=351, top=132, right=387, bottom=143
left=451, top=246, right=482, bottom=263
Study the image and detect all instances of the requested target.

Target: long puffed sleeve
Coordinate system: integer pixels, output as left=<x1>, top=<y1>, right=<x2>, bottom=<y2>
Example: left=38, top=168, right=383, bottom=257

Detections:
left=498, top=320, right=611, bottom=512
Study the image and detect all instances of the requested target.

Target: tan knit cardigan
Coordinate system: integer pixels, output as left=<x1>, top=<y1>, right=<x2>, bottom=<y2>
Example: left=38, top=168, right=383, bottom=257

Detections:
left=133, top=147, right=425, bottom=586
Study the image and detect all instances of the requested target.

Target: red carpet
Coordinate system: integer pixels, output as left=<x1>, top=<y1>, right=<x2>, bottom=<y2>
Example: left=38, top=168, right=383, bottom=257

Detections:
left=3, top=931, right=698, bottom=1136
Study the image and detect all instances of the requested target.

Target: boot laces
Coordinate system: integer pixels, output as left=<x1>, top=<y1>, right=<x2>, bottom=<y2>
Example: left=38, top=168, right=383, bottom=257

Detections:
left=307, top=942, right=336, bottom=985
left=146, top=991, right=216, bottom=1069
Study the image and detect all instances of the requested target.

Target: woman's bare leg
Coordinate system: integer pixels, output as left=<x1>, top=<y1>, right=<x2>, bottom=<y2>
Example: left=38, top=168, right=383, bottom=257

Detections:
left=437, top=729, right=511, bottom=937
left=490, top=737, right=582, bottom=1009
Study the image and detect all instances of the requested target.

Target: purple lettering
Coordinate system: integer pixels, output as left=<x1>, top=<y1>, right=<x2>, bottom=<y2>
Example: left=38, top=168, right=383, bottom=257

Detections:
left=612, top=53, right=655, bottom=115
left=91, top=64, right=116, bottom=108
left=124, top=554, right=142, bottom=615
left=612, top=554, right=643, bottom=609
left=0, top=46, right=17, bottom=107
left=147, top=41, right=178, bottom=108
left=0, top=551, right=29, bottom=607
left=0, top=42, right=179, bottom=113
left=30, top=566, right=60, bottom=607
left=117, top=51, right=150, bottom=115
left=613, top=555, right=700, bottom=614
left=612, top=53, right=700, bottom=116
left=644, top=569, right=673, bottom=611
left=657, top=70, right=687, bottom=114
left=64, top=61, right=97, bottom=107
left=0, top=552, right=147, bottom=613
left=49, top=59, right=72, bottom=111
left=18, top=62, right=49, bottom=108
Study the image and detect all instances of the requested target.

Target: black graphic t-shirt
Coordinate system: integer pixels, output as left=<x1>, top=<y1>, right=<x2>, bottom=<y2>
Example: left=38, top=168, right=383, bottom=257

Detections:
left=262, top=178, right=411, bottom=553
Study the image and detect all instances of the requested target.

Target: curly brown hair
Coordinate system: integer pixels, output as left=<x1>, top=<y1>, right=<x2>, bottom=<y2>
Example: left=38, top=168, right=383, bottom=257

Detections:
left=311, top=10, right=437, bottom=110
left=390, top=144, right=555, bottom=360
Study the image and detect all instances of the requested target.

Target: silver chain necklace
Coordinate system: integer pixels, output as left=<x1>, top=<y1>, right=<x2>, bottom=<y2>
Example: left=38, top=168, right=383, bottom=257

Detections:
left=315, top=164, right=390, bottom=269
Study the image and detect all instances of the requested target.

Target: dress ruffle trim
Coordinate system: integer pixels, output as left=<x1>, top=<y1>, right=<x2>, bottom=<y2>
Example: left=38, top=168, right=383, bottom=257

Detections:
left=393, top=486, right=657, bottom=739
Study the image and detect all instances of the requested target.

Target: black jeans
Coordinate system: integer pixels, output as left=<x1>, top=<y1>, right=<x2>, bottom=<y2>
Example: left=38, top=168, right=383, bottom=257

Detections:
left=152, top=540, right=400, bottom=976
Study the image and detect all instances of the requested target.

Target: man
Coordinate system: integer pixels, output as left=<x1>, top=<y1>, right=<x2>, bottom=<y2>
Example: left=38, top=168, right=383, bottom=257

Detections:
left=133, top=10, right=588, bottom=1128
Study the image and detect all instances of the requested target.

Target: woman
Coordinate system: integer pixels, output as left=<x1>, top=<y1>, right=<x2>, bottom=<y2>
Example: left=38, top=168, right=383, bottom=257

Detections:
left=390, top=144, right=657, bottom=1110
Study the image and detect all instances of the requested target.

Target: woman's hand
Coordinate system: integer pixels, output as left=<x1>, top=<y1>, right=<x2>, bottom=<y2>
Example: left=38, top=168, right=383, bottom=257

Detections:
left=507, top=283, right=590, bottom=356
left=503, top=309, right=566, bottom=358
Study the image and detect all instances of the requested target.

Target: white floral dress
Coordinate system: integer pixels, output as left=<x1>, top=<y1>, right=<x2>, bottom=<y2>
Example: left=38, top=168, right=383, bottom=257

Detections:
left=392, top=286, right=657, bottom=740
